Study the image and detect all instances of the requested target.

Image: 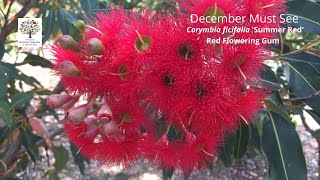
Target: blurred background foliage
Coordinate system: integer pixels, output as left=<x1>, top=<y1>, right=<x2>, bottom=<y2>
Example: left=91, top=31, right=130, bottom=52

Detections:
left=0, top=0, right=319, bottom=179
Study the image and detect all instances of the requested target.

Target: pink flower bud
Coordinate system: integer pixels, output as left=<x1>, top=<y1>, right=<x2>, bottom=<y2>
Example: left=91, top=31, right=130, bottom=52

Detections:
left=97, top=104, right=113, bottom=124
left=46, top=92, right=72, bottom=109
left=84, top=117, right=98, bottom=128
left=156, top=134, right=169, bottom=146
left=85, top=38, right=105, bottom=55
left=59, top=35, right=80, bottom=52
left=66, top=104, right=89, bottom=125
left=100, top=120, right=119, bottom=136
left=84, top=127, right=98, bottom=141
left=59, top=60, right=81, bottom=78
left=60, top=95, right=80, bottom=110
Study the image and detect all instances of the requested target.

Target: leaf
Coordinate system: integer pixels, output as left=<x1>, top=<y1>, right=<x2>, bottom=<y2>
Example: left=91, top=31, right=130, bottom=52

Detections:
left=21, top=128, right=40, bottom=162
left=0, top=40, right=4, bottom=59
left=284, top=58, right=320, bottom=111
left=19, top=54, right=53, bottom=68
left=58, top=9, right=78, bottom=26
left=265, top=93, right=290, bottom=121
left=286, top=1, right=320, bottom=34
left=29, top=117, right=52, bottom=148
left=0, top=63, right=20, bottom=79
left=312, top=129, right=320, bottom=138
left=305, top=110, right=320, bottom=125
left=0, top=71, right=8, bottom=99
left=43, top=10, right=57, bottom=43
left=282, top=52, right=320, bottom=73
left=219, top=132, right=235, bottom=167
left=262, top=111, right=307, bottom=180
left=233, top=125, right=249, bottom=159
left=80, top=0, right=99, bottom=11
left=162, top=166, right=174, bottom=180
left=70, top=142, right=89, bottom=175
left=0, top=101, right=11, bottom=124
left=57, top=9, right=70, bottom=34
left=53, top=145, right=69, bottom=172
left=258, top=65, right=281, bottom=91
left=20, top=73, right=43, bottom=88
left=115, top=172, right=130, bottom=180
left=10, top=93, right=33, bottom=110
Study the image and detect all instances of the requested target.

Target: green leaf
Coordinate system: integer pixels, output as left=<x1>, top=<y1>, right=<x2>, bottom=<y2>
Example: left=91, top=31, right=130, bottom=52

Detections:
left=58, top=9, right=78, bottom=26
left=115, top=172, right=130, bottom=180
left=19, top=54, right=53, bottom=68
left=80, top=0, right=99, bottom=11
left=10, top=93, right=33, bottom=110
left=262, top=111, right=307, bottom=180
left=162, top=166, right=174, bottom=180
left=258, top=65, right=281, bottom=91
left=0, top=71, right=8, bottom=99
left=305, top=110, right=320, bottom=125
left=233, top=125, right=249, bottom=159
left=284, top=58, right=320, bottom=111
left=20, top=73, right=42, bottom=88
left=43, top=10, right=57, bottom=42
left=286, top=1, right=320, bottom=34
left=21, top=128, right=40, bottom=162
left=0, top=40, right=4, bottom=59
left=57, top=9, right=70, bottom=34
left=0, top=101, right=11, bottom=124
left=219, top=132, right=235, bottom=167
left=312, top=129, right=320, bottom=138
left=0, top=63, right=20, bottom=79
left=53, top=145, right=69, bottom=172
left=70, top=142, right=89, bottom=175
left=49, top=172, right=60, bottom=180
left=265, top=93, right=290, bottom=121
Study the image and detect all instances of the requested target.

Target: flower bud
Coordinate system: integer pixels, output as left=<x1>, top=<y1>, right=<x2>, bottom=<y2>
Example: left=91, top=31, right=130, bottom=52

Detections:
left=60, top=95, right=80, bottom=110
left=59, top=60, right=81, bottom=78
left=85, top=38, right=105, bottom=55
left=84, top=127, right=98, bottom=141
left=66, top=104, right=89, bottom=125
left=156, top=134, right=169, bottom=146
left=76, top=20, right=86, bottom=32
left=59, top=35, right=80, bottom=52
left=46, top=92, right=72, bottom=109
left=97, top=104, right=113, bottom=124
left=84, top=117, right=98, bottom=128
left=100, top=120, right=119, bottom=136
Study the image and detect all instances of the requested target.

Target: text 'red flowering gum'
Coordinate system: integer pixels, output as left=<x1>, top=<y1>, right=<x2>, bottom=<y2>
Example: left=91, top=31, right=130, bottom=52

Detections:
left=48, top=0, right=286, bottom=174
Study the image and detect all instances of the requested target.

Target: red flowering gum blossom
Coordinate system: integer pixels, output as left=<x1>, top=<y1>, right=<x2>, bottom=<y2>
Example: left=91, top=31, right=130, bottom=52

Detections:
left=64, top=121, right=142, bottom=167
left=48, top=0, right=286, bottom=174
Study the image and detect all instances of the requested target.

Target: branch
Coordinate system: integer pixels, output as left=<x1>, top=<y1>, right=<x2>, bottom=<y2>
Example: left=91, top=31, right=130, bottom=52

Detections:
left=0, top=0, right=38, bottom=41
left=301, top=114, right=313, bottom=134
left=286, top=90, right=320, bottom=102
left=4, top=0, right=15, bottom=26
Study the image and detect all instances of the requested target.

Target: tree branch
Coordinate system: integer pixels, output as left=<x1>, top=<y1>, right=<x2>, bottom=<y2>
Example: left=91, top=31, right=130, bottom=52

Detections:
left=0, top=0, right=38, bottom=41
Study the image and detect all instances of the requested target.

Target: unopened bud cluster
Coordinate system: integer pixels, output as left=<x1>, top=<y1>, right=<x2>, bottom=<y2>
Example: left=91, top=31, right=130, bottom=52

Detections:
left=50, top=0, right=286, bottom=174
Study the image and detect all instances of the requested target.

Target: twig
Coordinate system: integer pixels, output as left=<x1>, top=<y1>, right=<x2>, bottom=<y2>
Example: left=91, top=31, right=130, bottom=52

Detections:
left=285, top=90, right=320, bottom=102
left=0, top=0, right=38, bottom=41
left=300, top=114, right=313, bottom=134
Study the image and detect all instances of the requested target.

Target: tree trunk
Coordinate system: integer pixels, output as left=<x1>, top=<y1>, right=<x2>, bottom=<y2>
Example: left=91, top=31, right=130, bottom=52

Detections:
left=28, top=30, right=32, bottom=38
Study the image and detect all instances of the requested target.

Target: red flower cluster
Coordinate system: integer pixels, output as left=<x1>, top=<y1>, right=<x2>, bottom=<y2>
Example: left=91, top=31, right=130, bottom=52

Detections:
left=49, top=0, right=285, bottom=174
